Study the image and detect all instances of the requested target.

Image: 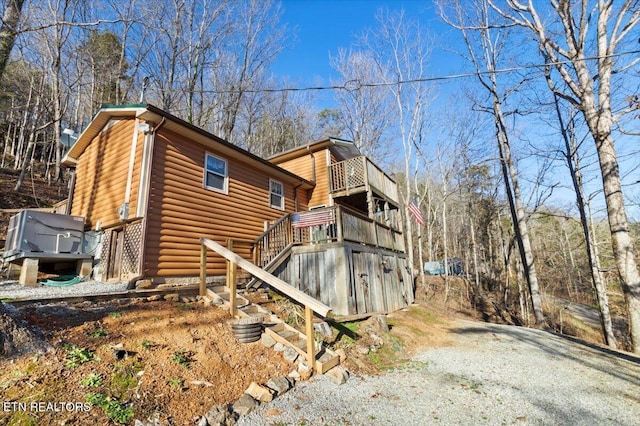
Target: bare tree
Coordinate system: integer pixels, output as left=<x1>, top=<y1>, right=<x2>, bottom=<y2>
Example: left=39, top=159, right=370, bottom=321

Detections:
left=358, top=8, right=435, bottom=274
left=439, top=0, right=545, bottom=324
left=552, top=95, right=617, bottom=347
left=330, top=48, right=395, bottom=163
left=0, top=0, right=26, bottom=81
left=488, top=0, right=640, bottom=352
left=212, top=0, right=286, bottom=142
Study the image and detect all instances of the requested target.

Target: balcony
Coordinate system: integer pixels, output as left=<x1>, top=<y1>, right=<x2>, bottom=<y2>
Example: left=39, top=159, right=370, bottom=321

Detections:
left=253, top=206, right=405, bottom=268
left=328, top=156, right=399, bottom=206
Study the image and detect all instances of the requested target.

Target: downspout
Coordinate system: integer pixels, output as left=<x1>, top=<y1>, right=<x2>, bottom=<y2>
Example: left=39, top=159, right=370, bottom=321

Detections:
left=128, top=117, right=167, bottom=288
left=121, top=118, right=141, bottom=220
left=293, top=183, right=302, bottom=212
left=306, top=145, right=316, bottom=182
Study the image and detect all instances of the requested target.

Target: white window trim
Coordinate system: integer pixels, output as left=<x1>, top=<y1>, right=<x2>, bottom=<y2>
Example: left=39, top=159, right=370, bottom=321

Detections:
left=204, top=153, right=228, bottom=194
left=269, top=178, right=284, bottom=210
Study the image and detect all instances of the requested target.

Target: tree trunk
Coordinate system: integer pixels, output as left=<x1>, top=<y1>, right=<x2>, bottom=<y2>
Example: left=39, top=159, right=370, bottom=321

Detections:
left=556, top=99, right=617, bottom=348
left=493, top=96, right=545, bottom=324
left=595, top=132, right=640, bottom=351
left=0, top=0, right=25, bottom=81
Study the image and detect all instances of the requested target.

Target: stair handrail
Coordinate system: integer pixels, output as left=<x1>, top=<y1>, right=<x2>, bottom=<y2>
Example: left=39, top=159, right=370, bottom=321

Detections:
left=201, top=237, right=332, bottom=318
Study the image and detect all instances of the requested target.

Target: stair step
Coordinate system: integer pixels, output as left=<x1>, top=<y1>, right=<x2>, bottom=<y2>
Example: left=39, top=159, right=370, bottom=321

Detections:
left=205, top=277, right=340, bottom=375
left=278, top=330, right=298, bottom=340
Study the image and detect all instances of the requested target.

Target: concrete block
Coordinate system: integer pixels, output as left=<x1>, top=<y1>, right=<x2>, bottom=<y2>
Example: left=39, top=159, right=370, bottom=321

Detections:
left=77, top=258, right=93, bottom=277
left=19, top=258, right=39, bottom=286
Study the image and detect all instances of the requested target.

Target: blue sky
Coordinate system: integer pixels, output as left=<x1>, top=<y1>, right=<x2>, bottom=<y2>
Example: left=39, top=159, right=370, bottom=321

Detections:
left=270, top=0, right=640, bottom=218
left=273, top=0, right=456, bottom=94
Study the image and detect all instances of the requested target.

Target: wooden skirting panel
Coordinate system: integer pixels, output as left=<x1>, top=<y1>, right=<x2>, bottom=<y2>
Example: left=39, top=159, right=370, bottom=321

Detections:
left=287, top=242, right=413, bottom=316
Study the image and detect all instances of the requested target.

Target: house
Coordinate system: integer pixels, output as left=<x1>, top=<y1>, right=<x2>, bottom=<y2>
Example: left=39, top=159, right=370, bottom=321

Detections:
left=61, top=104, right=412, bottom=316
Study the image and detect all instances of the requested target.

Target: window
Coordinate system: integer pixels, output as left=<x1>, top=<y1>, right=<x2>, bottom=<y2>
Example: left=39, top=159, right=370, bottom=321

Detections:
left=269, top=179, right=284, bottom=210
left=204, top=153, right=227, bottom=193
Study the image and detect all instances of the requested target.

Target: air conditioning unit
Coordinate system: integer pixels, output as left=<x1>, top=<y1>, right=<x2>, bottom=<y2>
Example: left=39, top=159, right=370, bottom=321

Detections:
left=3, top=210, right=85, bottom=261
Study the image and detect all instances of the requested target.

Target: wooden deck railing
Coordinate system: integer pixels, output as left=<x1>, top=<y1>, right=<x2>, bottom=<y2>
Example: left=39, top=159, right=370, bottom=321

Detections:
left=337, top=205, right=405, bottom=252
left=252, top=213, right=292, bottom=268
left=251, top=206, right=404, bottom=275
left=329, top=156, right=399, bottom=204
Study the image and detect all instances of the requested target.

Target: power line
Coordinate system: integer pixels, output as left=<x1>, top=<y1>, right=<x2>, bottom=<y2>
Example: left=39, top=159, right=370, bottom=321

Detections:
left=187, top=49, right=640, bottom=95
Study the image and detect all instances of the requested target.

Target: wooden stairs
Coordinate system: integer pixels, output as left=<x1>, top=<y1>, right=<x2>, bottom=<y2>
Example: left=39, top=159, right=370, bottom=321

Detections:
left=246, top=242, right=293, bottom=290
left=205, top=286, right=340, bottom=375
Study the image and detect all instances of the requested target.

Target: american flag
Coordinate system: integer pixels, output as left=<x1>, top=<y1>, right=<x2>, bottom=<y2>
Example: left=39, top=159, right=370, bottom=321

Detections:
left=292, top=209, right=335, bottom=228
left=408, top=199, right=424, bottom=226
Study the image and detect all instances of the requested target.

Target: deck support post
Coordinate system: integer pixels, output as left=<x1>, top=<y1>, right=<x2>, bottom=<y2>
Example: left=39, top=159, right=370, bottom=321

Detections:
left=305, top=305, right=315, bottom=372
left=199, top=244, right=207, bottom=297
left=336, top=205, right=344, bottom=242
left=227, top=239, right=237, bottom=318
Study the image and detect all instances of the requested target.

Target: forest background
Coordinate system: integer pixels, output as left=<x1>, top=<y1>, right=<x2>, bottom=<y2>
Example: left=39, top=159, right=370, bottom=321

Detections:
left=0, top=0, right=639, bottom=352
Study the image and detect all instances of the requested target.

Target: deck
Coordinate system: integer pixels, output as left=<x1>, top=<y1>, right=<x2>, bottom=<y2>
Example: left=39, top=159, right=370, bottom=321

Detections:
left=328, top=156, right=399, bottom=205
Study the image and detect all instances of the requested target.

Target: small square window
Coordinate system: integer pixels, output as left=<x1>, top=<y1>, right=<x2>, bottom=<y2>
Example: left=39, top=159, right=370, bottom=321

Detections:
left=269, top=179, right=284, bottom=210
left=204, top=153, right=227, bottom=193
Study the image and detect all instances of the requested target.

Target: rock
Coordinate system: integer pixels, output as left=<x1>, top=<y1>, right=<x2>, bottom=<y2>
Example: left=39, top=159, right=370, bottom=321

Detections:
left=245, top=382, right=274, bottom=403
left=273, top=342, right=285, bottom=352
left=356, top=345, right=370, bottom=355
left=164, top=293, right=180, bottom=302
left=370, top=333, right=385, bottom=347
left=363, top=315, right=389, bottom=335
left=232, top=394, right=258, bottom=416
left=282, top=346, right=299, bottom=363
left=325, top=366, right=349, bottom=385
left=203, top=403, right=237, bottom=426
left=147, top=295, right=163, bottom=302
left=335, top=348, right=347, bottom=363
left=298, top=361, right=312, bottom=380
left=265, top=377, right=292, bottom=396
left=260, top=333, right=276, bottom=348
left=313, top=321, right=333, bottom=338
left=288, top=370, right=301, bottom=381
left=136, top=279, right=153, bottom=289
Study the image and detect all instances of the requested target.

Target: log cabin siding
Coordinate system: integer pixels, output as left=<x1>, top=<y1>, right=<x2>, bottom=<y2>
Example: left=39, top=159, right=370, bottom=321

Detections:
left=144, top=128, right=306, bottom=277
left=276, top=148, right=331, bottom=208
left=71, top=119, right=142, bottom=229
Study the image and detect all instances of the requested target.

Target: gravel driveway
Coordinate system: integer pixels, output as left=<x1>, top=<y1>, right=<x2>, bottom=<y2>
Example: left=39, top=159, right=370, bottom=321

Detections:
left=238, top=319, right=640, bottom=426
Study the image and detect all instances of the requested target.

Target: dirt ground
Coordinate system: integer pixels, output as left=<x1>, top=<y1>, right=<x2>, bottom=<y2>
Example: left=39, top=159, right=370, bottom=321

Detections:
left=0, top=293, right=454, bottom=426
left=0, top=299, right=295, bottom=425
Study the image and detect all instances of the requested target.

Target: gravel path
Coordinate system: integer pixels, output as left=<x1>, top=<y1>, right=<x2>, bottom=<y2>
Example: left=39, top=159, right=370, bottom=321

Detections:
left=0, top=279, right=129, bottom=300
left=239, top=320, right=640, bottom=426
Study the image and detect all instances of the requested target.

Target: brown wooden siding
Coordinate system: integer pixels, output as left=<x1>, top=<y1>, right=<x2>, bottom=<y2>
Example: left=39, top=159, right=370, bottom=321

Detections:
left=71, top=119, right=142, bottom=229
left=276, top=149, right=330, bottom=208
left=144, top=129, right=307, bottom=278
